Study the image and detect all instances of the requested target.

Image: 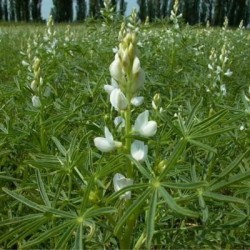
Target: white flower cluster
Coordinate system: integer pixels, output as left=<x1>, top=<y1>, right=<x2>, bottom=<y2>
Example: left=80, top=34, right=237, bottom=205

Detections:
left=207, top=44, right=233, bottom=96
left=94, top=25, right=157, bottom=199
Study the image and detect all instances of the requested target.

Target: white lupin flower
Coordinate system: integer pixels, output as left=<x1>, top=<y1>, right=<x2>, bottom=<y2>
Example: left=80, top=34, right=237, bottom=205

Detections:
left=131, top=69, right=145, bottom=95
left=113, top=173, right=133, bottom=200
left=94, top=127, right=121, bottom=153
left=104, top=78, right=119, bottom=95
left=134, top=110, right=157, bottom=137
left=32, top=95, right=41, bottom=108
left=224, top=69, right=233, bottom=77
left=110, top=88, right=128, bottom=110
left=131, top=140, right=148, bottom=162
left=132, top=57, right=141, bottom=75
left=131, top=96, right=144, bottom=107
left=109, top=54, right=123, bottom=82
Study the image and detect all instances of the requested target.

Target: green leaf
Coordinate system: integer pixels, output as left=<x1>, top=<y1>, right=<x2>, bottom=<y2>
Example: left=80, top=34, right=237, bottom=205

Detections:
left=203, top=191, right=246, bottom=204
left=2, top=188, right=76, bottom=219
left=161, top=181, right=208, bottom=190
left=210, top=150, right=249, bottom=185
left=73, top=223, right=83, bottom=250
left=22, top=219, right=75, bottom=249
left=0, top=215, right=46, bottom=244
left=191, top=109, right=228, bottom=135
left=80, top=176, right=95, bottom=214
left=146, top=189, right=157, bottom=250
left=52, top=136, right=67, bottom=156
left=158, top=187, right=199, bottom=218
left=188, top=139, right=217, bottom=153
left=55, top=223, right=77, bottom=249
left=7, top=218, right=46, bottom=248
left=2, top=187, right=46, bottom=213
left=84, top=207, right=116, bottom=218
left=190, top=126, right=235, bottom=139
left=127, top=154, right=153, bottom=179
left=209, top=170, right=250, bottom=191
left=35, top=169, right=51, bottom=207
left=0, top=214, right=43, bottom=227
left=114, top=188, right=151, bottom=236
left=159, top=138, right=187, bottom=180
left=186, top=98, right=203, bottom=132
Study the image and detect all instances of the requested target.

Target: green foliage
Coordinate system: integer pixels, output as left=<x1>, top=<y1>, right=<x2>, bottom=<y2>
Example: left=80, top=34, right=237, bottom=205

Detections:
left=0, top=17, right=250, bottom=249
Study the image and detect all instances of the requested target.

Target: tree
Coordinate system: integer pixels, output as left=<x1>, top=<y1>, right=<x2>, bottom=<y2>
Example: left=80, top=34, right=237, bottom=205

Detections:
left=0, top=0, right=3, bottom=20
left=89, top=0, right=101, bottom=18
left=9, top=0, right=15, bottom=21
left=137, top=0, right=147, bottom=22
left=31, top=0, right=42, bottom=21
left=76, top=0, right=86, bottom=21
left=119, top=0, right=127, bottom=15
left=3, top=0, right=8, bottom=21
left=52, top=0, right=73, bottom=22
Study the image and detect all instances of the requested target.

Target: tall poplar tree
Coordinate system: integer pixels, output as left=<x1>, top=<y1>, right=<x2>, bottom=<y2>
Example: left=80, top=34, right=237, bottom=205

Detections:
left=31, top=0, right=42, bottom=21
left=0, top=0, right=3, bottom=20
left=119, top=0, right=127, bottom=15
left=52, top=0, right=73, bottom=22
left=3, top=0, right=8, bottom=21
left=76, top=0, right=86, bottom=21
left=137, top=0, right=147, bottom=21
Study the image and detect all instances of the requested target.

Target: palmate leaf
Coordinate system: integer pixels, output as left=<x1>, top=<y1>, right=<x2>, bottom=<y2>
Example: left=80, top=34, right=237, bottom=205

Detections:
left=0, top=215, right=46, bottom=245
left=7, top=218, right=46, bottom=248
left=209, top=170, right=250, bottom=191
left=159, top=138, right=187, bottom=180
left=161, top=181, right=208, bottom=190
left=55, top=223, right=77, bottom=249
left=203, top=191, right=246, bottom=204
left=2, top=188, right=76, bottom=218
left=210, top=150, right=249, bottom=186
left=158, top=187, right=199, bottom=218
left=0, top=213, right=43, bottom=227
left=22, top=219, right=76, bottom=249
left=190, top=109, right=228, bottom=136
left=146, top=189, right=157, bottom=250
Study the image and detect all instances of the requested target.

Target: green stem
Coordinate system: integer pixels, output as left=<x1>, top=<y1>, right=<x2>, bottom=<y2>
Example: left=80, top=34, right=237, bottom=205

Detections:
left=124, top=105, right=133, bottom=178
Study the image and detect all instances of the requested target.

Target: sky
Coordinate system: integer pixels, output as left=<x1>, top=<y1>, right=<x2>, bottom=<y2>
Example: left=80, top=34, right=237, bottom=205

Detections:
left=41, top=0, right=139, bottom=20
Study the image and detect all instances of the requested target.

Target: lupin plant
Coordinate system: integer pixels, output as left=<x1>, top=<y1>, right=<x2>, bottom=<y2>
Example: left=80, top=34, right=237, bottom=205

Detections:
left=94, top=21, right=156, bottom=179
left=207, top=45, right=233, bottom=97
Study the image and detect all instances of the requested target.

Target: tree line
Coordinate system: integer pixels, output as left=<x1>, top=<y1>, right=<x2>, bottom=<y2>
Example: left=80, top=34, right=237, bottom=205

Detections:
left=0, top=0, right=249, bottom=26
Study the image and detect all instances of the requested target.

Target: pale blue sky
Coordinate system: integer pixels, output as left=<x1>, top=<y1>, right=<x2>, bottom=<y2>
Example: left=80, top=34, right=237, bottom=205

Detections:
left=41, top=0, right=138, bottom=20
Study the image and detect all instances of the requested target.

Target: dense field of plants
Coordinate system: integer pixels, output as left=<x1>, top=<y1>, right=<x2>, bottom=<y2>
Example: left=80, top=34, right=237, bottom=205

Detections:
left=0, top=12, right=250, bottom=249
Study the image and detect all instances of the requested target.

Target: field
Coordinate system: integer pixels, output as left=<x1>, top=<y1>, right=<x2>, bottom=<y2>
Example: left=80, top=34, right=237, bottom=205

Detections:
left=0, top=16, right=250, bottom=249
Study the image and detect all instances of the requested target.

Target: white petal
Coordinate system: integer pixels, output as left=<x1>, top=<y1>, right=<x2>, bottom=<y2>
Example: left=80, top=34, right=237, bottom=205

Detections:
left=104, top=84, right=115, bottom=95
left=141, top=121, right=157, bottom=137
left=113, top=173, right=133, bottom=200
left=110, top=88, right=128, bottom=110
left=111, top=78, right=119, bottom=88
left=109, top=56, right=122, bottom=82
left=32, top=95, right=41, bottom=108
left=134, top=110, right=149, bottom=131
left=104, top=127, right=114, bottom=143
left=94, top=137, right=115, bottom=152
left=131, top=96, right=144, bottom=107
left=131, top=140, right=148, bottom=162
left=131, top=69, right=145, bottom=94
left=132, top=57, right=141, bottom=75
